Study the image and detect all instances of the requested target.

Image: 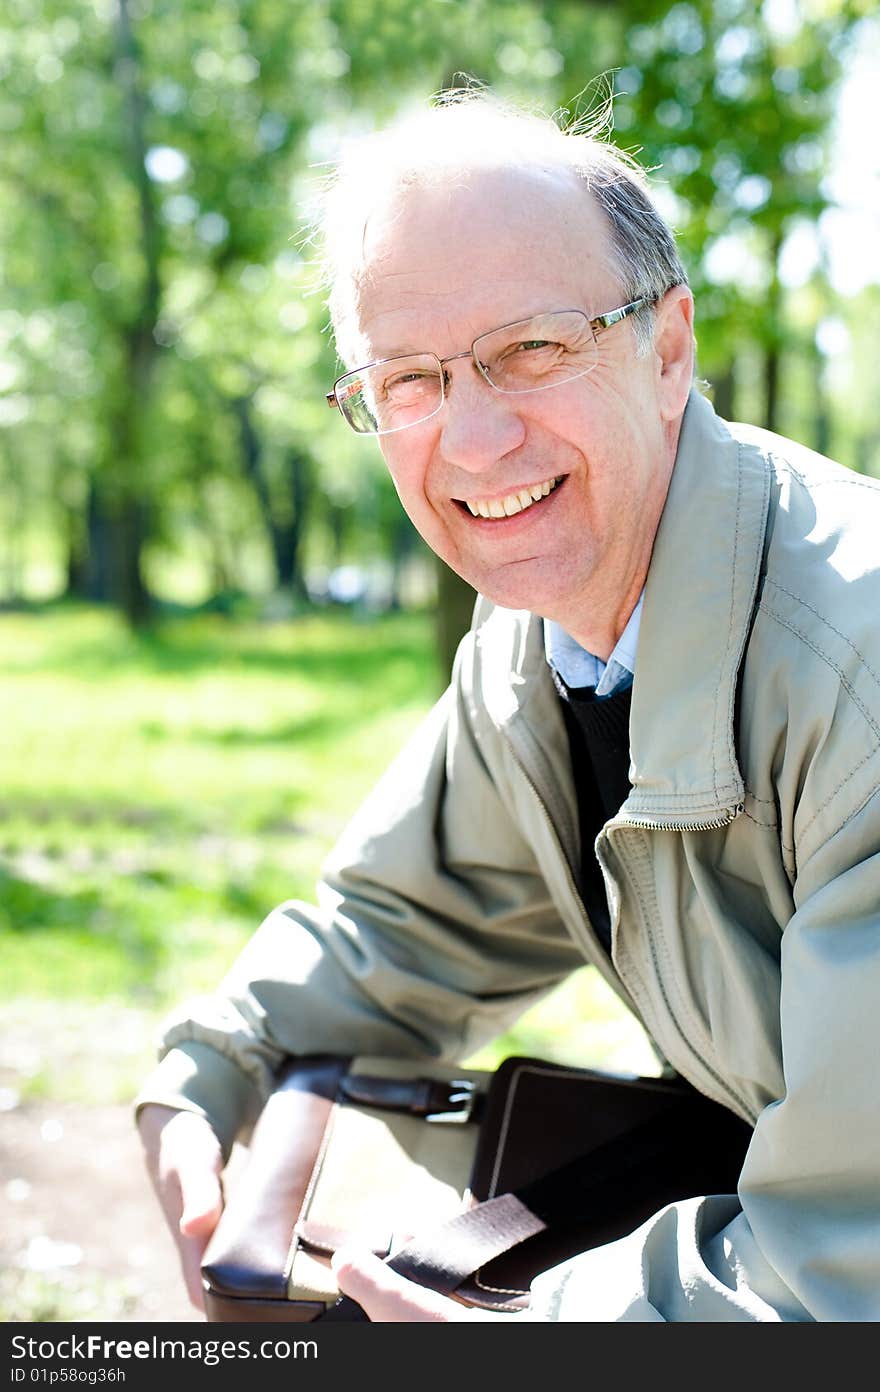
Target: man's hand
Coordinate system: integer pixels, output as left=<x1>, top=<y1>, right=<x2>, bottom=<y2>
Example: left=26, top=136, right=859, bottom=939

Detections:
left=137, top=1103, right=224, bottom=1312
left=331, top=1249, right=527, bottom=1323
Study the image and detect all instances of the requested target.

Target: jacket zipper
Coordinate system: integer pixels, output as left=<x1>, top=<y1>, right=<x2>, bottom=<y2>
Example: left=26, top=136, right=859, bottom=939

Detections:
left=497, top=730, right=646, bottom=1021
left=502, top=721, right=752, bottom=1118
left=615, top=806, right=744, bottom=834
left=600, top=808, right=756, bottom=1121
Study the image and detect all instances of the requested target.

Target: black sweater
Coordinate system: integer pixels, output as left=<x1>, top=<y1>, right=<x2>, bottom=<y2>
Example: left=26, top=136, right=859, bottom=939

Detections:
left=551, top=674, right=633, bottom=955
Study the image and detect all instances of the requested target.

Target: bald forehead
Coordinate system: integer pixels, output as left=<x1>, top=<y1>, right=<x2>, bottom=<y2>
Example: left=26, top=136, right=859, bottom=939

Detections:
left=357, top=164, right=614, bottom=302
left=341, top=165, right=619, bottom=366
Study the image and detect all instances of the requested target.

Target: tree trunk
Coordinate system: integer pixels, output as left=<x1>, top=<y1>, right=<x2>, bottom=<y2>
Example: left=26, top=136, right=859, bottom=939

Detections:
left=83, top=477, right=113, bottom=602
left=763, top=231, right=784, bottom=434
left=764, top=345, right=780, bottom=435
left=63, top=500, right=90, bottom=598
left=813, top=395, right=831, bottom=459
left=111, top=0, right=161, bottom=626
left=0, top=453, right=24, bottom=604
left=112, top=487, right=151, bottom=626
left=710, top=363, right=736, bottom=422
left=434, top=558, right=476, bottom=682
left=284, top=444, right=313, bottom=601
left=233, top=395, right=312, bottom=596
left=327, top=502, right=347, bottom=567
left=232, top=392, right=275, bottom=565
left=388, top=514, right=417, bottom=612
left=853, top=434, right=879, bottom=481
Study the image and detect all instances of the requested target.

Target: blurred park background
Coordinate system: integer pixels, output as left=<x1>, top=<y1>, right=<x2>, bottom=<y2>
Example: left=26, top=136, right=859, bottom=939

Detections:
left=2, top=0, right=878, bottom=1322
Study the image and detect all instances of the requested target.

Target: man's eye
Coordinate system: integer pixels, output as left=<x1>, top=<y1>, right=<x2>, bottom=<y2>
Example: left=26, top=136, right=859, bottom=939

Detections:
left=384, top=371, right=433, bottom=392
left=514, top=339, right=554, bottom=352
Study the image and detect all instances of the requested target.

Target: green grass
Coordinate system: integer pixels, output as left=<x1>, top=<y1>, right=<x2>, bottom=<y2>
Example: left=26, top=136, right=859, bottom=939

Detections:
left=0, top=1268, right=145, bottom=1323
left=0, top=601, right=655, bottom=1103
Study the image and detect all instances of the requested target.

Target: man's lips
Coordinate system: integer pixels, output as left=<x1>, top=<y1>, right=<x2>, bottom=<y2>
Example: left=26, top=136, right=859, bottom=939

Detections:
left=454, top=474, right=566, bottom=520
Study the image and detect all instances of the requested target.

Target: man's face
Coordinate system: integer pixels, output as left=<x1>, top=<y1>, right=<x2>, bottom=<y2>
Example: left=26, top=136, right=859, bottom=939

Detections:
left=352, top=166, right=692, bottom=647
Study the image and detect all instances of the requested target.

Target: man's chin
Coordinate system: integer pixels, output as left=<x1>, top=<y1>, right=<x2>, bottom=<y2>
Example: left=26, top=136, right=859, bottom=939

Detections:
left=434, top=542, right=585, bottom=617
left=465, top=573, right=571, bottom=617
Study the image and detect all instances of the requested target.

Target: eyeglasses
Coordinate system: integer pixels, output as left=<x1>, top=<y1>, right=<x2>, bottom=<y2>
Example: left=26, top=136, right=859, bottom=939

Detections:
left=325, top=299, right=654, bottom=436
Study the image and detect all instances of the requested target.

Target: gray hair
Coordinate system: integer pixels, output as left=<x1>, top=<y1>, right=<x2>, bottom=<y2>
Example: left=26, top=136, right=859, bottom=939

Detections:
left=318, top=90, right=689, bottom=365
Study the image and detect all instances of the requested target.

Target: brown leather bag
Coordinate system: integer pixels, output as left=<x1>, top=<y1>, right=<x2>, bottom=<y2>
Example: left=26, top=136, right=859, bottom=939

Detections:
left=201, top=1053, right=752, bottom=1322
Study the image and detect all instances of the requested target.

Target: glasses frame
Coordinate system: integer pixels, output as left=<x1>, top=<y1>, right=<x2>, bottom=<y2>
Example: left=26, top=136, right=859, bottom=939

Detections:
left=325, top=298, right=655, bottom=436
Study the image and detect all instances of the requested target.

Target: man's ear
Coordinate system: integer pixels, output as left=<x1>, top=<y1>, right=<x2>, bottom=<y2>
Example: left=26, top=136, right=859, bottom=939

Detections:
left=654, top=285, right=695, bottom=421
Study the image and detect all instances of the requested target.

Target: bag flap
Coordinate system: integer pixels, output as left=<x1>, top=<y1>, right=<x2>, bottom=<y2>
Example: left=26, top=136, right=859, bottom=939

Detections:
left=469, top=1056, right=696, bottom=1202
left=458, top=1056, right=753, bottom=1309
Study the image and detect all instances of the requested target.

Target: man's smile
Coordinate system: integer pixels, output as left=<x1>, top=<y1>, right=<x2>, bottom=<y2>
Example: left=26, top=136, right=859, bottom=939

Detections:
left=456, top=474, right=566, bottom=520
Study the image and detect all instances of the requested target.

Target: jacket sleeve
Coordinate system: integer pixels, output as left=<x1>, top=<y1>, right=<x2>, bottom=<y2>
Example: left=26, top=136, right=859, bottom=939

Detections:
left=135, top=635, right=585, bottom=1157
left=529, top=785, right=880, bottom=1322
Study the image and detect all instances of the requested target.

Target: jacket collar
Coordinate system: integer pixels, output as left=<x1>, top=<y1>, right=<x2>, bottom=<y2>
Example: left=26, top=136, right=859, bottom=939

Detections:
left=476, top=389, right=771, bottom=823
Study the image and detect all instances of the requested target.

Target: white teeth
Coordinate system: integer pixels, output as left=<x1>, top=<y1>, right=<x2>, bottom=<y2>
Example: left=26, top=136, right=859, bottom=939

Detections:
left=465, top=477, right=562, bottom=519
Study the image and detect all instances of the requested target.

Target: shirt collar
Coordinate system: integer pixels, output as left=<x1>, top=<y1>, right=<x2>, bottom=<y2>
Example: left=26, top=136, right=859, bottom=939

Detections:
left=544, top=593, right=643, bottom=696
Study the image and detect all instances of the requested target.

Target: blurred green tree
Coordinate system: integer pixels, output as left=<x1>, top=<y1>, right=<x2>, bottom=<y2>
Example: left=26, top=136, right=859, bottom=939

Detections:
left=0, top=0, right=875, bottom=640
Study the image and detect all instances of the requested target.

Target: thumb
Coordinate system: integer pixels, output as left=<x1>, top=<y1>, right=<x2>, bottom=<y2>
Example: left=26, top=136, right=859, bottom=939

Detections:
left=331, top=1248, right=459, bottom=1322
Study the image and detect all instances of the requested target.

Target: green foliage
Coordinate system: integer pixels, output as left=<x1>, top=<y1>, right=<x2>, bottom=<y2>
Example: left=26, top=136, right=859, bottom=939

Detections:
left=1, top=0, right=876, bottom=611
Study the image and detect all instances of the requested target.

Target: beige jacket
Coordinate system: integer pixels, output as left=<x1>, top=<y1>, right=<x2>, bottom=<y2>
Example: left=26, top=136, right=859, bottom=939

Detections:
left=138, top=390, right=880, bottom=1321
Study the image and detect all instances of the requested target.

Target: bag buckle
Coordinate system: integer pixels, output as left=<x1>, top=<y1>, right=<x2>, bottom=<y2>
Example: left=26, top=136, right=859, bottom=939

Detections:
left=426, top=1079, right=476, bottom=1123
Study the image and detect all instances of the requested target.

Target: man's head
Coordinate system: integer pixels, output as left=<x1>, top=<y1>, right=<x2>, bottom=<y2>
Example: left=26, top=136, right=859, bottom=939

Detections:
left=321, top=95, right=695, bottom=653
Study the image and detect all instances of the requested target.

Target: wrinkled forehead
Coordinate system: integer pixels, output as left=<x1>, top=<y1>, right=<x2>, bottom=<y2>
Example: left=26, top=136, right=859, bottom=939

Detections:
left=341, top=165, right=617, bottom=363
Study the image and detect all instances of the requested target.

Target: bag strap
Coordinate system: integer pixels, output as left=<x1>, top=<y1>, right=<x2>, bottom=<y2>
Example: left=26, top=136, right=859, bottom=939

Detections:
left=317, top=1094, right=700, bottom=1322
left=318, top=1191, right=545, bottom=1321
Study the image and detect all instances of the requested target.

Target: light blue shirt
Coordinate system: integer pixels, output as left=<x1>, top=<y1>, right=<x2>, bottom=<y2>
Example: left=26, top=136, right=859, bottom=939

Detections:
left=544, top=594, right=643, bottom=697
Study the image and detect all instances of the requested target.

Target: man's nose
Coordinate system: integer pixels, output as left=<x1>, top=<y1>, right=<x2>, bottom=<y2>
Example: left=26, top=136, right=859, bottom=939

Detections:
left=437, top=362, right=526, bottom=473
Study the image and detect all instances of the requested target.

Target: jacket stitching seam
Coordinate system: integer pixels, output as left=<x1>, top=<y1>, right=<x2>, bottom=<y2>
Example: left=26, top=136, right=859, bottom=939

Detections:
left=796, top=781, right=880, bottom=879
left=777, top=458, right=880, bottom=493
left=622, top=829, right=753, bottom=1118
left=742, top=792, right=789, bottom=844
left=628, top=838, right=713, bottom=1067
left=797, top=747, right=878, bottom=846
left=742, top=807, right=794, bottom=857
left=758, top=604, right=880, bottom=743
left=626, top=787, right=741, bottom=809
left=764, top=577, right=880, bottom=694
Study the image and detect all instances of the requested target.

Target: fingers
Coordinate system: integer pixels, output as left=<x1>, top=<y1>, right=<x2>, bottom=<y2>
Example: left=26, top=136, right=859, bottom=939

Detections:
left=331, top=1249, right=470, bottom=1323
left=177, top=1157, right=224, bottom=1239
left=176, top=1152, right=224, bottom=1312
left=137, top=1104, right=224, bottom=1313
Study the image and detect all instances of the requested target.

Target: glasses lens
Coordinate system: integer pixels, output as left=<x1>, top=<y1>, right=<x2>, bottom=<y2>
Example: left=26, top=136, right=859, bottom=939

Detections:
left=334, top=354, right=444, bottom=435
left=474, top=311, right=598, bottom=395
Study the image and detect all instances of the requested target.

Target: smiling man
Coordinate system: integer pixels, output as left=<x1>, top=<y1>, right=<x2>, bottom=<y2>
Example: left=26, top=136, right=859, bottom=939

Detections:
left=343, top=162, right=691, bottom=658
left=137, top=94, right=880, bottom=1322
